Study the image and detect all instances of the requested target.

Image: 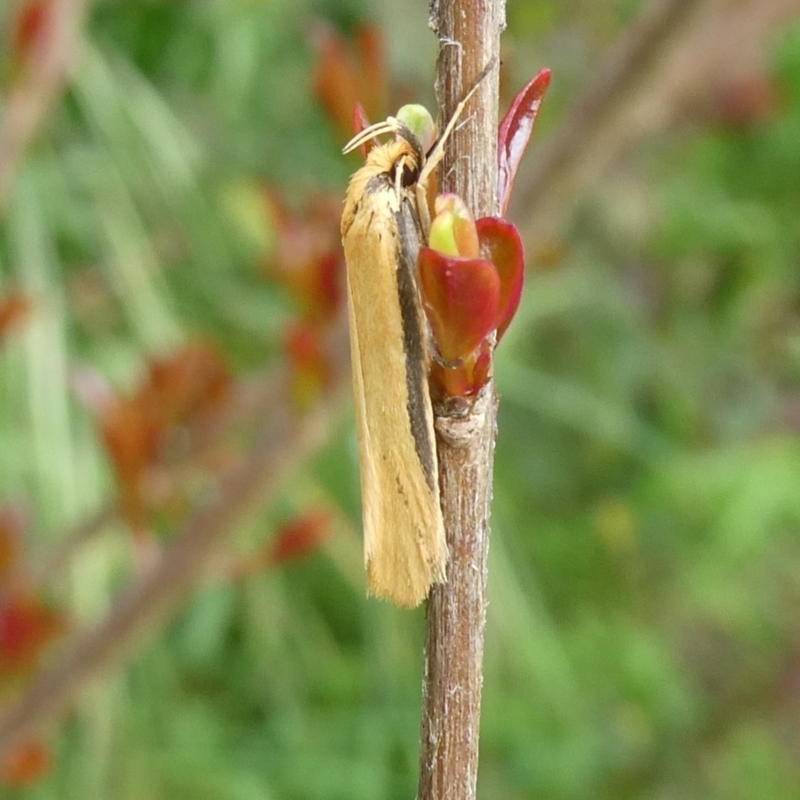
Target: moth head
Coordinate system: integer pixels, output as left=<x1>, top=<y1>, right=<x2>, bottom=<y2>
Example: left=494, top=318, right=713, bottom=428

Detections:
left=342, top=104, right=439, bottom=185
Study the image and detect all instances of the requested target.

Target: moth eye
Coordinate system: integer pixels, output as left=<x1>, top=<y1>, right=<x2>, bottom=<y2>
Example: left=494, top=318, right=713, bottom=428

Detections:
left=400, top=163, right=419, bottom=187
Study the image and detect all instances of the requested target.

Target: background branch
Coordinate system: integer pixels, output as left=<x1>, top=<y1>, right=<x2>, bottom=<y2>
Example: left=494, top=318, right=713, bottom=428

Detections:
left=0, top=0, right=90, bottom=217
left=31, top=370, right=288, bottom=589
left=514, top=0, right=800, bottom=242
left=0, top=329, right=350, bottom=752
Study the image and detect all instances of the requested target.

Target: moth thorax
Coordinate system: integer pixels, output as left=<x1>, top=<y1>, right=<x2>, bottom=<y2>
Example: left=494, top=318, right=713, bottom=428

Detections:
left=385, top=133, right=423, bottom=188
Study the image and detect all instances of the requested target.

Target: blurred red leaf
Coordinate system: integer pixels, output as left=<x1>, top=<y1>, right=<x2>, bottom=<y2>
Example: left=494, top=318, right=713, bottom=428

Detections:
left=0, top=737, right=51, bottom=788
left=352, top=102, right=373, bottom=156
left=0, top=294, right=31, bottom=341
left=311, top=22, right=387, bottom=139
left=99, top=399, right=160, bottom=529
left=0, top=507, right=25, bottom=581
left=0, top=591, right=65, bottom=678
left=8, top=0, right=52, bottom=68
left=315, top=251, right=343, bottom=322
left=497, top=69, right=551, bottom=215
left=266, top=511, right=332, bottom=567
left=224, top=510, right=333, bottom=582
left=96, top=342, right=231, bottom=529
left=261, top=191, right=343, bottom=322
left=311, top=24, right=360, bottom=137
left=146, top=341, right=230, bottom=428
left=353, top=25, right=387, bottom=122
left=710, top=74, right=777, bottom=129
left=283, top=323, right=331, bottom=409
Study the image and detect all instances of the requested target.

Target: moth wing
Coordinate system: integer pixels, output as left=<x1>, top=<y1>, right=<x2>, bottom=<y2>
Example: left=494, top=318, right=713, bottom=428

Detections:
left=343, top=185, right=446, bottom=607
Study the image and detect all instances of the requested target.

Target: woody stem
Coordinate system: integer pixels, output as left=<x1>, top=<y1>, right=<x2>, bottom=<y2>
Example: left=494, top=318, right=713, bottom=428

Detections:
left=417, top=1, right=504, bottom=798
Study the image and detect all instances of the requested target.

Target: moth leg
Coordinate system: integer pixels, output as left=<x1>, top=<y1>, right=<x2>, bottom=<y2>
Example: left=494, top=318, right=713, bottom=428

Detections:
left=394, top=155, right=405, bottom=197
left=415, top=182, right=432, bottom=242
left=418, top=60, right=495, bottom=189
left=394, top=153, right=431, bottom=242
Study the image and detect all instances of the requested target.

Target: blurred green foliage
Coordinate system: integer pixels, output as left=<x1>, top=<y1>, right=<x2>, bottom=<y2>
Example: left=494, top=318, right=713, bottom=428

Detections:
left=2, top=0, right=800, bottom=798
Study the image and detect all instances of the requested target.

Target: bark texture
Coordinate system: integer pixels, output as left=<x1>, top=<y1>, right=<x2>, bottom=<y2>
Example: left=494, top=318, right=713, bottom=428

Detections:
left=418, top=1, right=504, bottom=797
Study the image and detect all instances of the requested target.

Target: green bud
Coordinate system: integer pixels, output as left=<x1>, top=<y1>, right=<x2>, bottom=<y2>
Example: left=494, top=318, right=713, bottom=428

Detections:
left=396, top=104, right=437, bottom=153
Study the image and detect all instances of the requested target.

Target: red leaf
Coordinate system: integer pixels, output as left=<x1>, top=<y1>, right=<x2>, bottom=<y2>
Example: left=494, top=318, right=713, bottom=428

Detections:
left=429, top=339, right=493, bottom=401
left=283, top=322, right=330, bottom=408
left=476, top=217, right=525, bottom=341
left=418, top=248, right=500, bottom=364
left=311, top=22, right=361, bottom=137
left=429, top=360, right=469, bottom=401
left=352, top=103, right=373, bottom=156
left=354, top=25, right=388, bottom=124
left=310, top=22, right=387, bottom=139
left=146, top=341, right=230, bottom=427
left=9, top=1, right=52, bottom=68
left=99, top=398, right=159, bottom=529
left=0, top=738, right=51, bottom=788
left=471, top=339, right=493, bottom=391
left=0, top=293, right=31, bottom=340
left=497, top=69, right=551, bottom=215
left=0, top=592, right=66, bottom=677
left=0, top=506, right=25, bottom=580
left=96, top=342, right=230, bottom=529
left=711, top=74, right=777, bottom=130
left=315, top=250, right=342, bottom=319
left=261, top=191, right=343, bottom=321
left=266, top=511, right=332, bottom=566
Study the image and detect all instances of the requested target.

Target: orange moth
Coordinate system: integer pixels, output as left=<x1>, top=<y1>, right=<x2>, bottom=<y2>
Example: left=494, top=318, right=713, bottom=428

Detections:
left=341, top=78, right=487, bottom=607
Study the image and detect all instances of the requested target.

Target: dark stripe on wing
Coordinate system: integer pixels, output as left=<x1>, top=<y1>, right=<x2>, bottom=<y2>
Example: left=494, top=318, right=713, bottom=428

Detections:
left=394, top=198, right=437, bottom=494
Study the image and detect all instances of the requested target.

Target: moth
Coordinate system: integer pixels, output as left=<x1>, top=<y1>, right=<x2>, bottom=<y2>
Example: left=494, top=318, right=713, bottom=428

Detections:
left=341, top=77, right=487, bottom=607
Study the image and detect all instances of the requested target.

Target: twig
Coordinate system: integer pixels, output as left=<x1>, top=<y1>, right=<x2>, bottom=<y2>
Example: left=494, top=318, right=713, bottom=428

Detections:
left=417, top=1, right=503, bottom=798
left=0, top=0, right=90, bottom=217
left=0, top=328, right=350, bottom=752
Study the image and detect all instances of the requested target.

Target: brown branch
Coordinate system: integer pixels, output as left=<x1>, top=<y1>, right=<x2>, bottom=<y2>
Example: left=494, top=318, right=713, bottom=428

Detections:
left=30, top=369, right=287, bottom=589
left=31, top=503, right=116, bottom=588
left=513, top=0, right=800, bottom=243
left=418, top=2, right=503, bottom=799
left=512, top=0, right=708, bottom=240
left=0, top=328, right=350, bottom=752
left=0, top=0, right=90, bottom=218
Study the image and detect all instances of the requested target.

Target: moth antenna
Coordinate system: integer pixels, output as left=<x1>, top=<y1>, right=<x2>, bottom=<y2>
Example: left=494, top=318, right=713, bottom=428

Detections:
left=418, top=59, right=495, bottom=188
left=342, top=118, right=403, bottom=154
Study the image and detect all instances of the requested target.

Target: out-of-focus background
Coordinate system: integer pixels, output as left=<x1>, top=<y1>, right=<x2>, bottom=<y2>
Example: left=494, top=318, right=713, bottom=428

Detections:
left=1, top=0, right=800, bottom=797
